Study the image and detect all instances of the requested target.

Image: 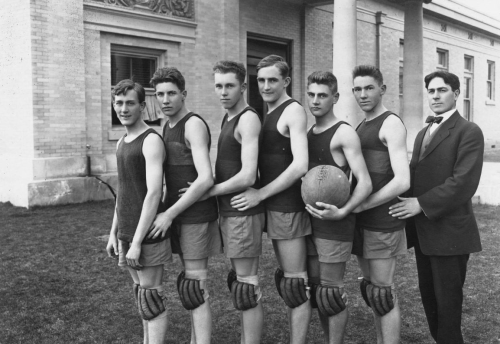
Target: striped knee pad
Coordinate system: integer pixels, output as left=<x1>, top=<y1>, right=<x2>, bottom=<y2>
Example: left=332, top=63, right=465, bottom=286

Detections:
left=137, top=286, right=167, bottom=321
left=274, top=268, right=309, bottom=309
left=366, top=284, right=395, bottom=317
left=316, top=285, right=347, bottom=317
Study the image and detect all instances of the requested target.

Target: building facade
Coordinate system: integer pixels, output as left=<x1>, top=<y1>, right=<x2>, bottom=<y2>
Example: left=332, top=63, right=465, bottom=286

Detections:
left=1, top=0, right=499, bottom=207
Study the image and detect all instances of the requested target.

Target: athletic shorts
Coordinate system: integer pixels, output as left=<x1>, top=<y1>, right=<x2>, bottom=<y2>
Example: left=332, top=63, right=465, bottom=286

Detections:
left=266, top=210, right=312, bottom=240
left=170, top=220, right=222, bottom=259
left=351, top=226, right=407, bottom=259
left=118, top=239, right=172, bottom=267
left=220, top=213, right=265, bottom=258
left=306, top=235, right=352, bottom=263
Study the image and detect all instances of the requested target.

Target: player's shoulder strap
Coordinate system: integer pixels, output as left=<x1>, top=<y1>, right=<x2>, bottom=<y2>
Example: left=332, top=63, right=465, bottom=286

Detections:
left=185, top=112, right=212, bottom=147
left=234, top=106, right=261, bottom=127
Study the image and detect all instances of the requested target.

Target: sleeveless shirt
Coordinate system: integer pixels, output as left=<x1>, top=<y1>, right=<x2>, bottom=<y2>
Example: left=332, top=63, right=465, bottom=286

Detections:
left=307, top=122, right=355, bottom=241
left=215, top=106, right=265, bottom=217
left=355, top=111, right=405, bottom=232
left=259, top=99, right=305, bottom=213
left=116, top=129, right=168, bottom=244
left=163, top=112, right=218, bottom=224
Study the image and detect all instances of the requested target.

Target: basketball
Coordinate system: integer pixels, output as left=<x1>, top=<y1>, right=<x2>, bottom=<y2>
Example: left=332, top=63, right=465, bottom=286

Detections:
left=301, top=165, right=350, bottom=208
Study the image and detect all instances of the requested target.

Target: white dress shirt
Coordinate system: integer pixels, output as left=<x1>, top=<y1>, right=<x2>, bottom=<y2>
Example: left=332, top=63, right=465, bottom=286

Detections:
left=430, top=108, right=456, bottom=135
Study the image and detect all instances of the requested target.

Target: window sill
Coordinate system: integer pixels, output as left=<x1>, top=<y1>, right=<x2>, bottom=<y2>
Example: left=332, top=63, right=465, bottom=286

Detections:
left=486, top=99, right=496, bottom=106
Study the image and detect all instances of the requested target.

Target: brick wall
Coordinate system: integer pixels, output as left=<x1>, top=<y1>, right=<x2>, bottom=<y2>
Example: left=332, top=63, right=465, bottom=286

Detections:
left=31, top=0, right=87, bottom=158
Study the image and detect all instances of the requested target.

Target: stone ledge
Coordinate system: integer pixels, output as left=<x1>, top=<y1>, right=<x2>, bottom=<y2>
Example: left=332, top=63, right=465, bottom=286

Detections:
left=28, top=174, right=117, bottom=208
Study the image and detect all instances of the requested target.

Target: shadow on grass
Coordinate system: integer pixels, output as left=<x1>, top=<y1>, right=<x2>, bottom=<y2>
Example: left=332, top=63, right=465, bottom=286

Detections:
left=1, top=201, right=499, bottom=343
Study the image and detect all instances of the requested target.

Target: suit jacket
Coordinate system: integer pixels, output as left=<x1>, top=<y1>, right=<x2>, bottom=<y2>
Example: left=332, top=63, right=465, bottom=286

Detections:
left=406, top=111, right=484, bottom=256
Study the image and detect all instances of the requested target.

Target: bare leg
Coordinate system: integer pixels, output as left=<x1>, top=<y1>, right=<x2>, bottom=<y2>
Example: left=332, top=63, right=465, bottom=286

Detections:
left=307, top=255, right=329, bottom=343
left=356, top=256, right=382, bottom=344
left=369, top=258, right=400, bottom=344
left=319, top=262, right=348, bottom=344
left=273, top=237, right=312, bottom=344
left=232, top=257, right=264, bottom=344
left=183, top=258, right=212, bottom=344
left=127, top=265, right=168, bottom=344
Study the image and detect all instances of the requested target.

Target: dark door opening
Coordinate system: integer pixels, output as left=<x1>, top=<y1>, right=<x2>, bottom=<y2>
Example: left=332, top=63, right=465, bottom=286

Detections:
left=247, top=34, right=292, bottom=118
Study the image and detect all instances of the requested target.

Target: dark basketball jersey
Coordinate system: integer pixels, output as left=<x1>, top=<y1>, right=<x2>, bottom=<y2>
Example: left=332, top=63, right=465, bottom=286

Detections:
left=116, top=129, right=167, bottom=244
left=307, top=122, right=355, bottom=241
left=215, top=106, right=265, bottom=217
left=163, top=112, right=218, bottom=224
left=355, top=111, right=405, bottom=232
left=259, top=99, right=305, bottom=213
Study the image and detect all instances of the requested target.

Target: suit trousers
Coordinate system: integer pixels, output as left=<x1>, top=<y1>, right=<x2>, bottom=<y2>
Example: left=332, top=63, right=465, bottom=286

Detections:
left=414, top=240, right=469, bottom=344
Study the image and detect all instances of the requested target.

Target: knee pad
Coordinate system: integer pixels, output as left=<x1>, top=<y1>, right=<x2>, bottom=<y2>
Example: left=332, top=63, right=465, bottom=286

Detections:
left=231, top=275, right=260, bottom=311
left=227, top=269, right=237, bottom=292
left=177, top=270, right=207, bottom=310
left=359, top=278, right=372, bottom=308
left=137, top=286, right=167, bottom=321
left=316, top=285, right=347, bottom=317
left=366, top=284, right=395, bottom=317
left=308, top=277, right=320, bottom=309
left=275, top=268, right=309, bottom=309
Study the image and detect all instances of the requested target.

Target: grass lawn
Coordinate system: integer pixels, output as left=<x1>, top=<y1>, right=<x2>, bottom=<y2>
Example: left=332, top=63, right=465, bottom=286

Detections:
left=1, top=200, right=499, bottom=344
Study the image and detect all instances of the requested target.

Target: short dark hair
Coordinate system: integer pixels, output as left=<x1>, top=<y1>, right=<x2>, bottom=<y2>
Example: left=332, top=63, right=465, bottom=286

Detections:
left=424, top=70, right=460, bottom=92
left=256, top=55, right=290, bottom=78
left=307, top=71, right=338, bottom=94
left=213, top=60, right=247, bottom=84
left=112, top=79, right=145, bottom=103
left=150, top=67, right=186, bottom=91
left=352, top=65, right=384, bottom=85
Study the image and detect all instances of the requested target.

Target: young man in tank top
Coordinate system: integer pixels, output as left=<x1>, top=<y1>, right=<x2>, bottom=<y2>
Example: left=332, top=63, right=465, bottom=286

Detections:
left=304, top=71, right=372, bottom=344
left=231, top=55, right=312, bottom=344
left=180, top=60, right=266, bottom=343
left=147, top=67, right=221, bottom=344
left=106, top=79, right=170, bottom=344
left=350, top=65, right=410, bottom=344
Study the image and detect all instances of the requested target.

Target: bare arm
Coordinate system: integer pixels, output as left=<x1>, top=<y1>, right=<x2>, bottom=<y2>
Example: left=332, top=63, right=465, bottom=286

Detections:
left=207, top=111, right=260, bottom=197
left=125, top=134, right=165, bottom=269
left=106, top=138, right=123, bottom=258
left=355, top=116, right=410, bottom=212
left=231, top=103, right=309, bottom=210
left=149, top=117, right=214, bottom=238
left=306, top=125, right=372, bottom=220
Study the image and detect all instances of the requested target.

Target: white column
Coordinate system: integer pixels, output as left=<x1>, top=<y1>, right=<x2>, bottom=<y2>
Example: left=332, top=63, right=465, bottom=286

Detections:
left=333, top=0, right=360, bottom=126
left=402, top=0, right=425, bottom=150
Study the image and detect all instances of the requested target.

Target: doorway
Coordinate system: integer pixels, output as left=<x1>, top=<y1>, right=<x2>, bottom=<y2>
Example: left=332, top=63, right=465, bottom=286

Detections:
left=247, top=34, right=293, bottom=117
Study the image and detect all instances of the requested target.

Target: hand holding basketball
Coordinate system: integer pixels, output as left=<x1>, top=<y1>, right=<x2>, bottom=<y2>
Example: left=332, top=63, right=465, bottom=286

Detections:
left=301, top=165, right=350, bottom=209
left=306, top=202, right=348, bottom=221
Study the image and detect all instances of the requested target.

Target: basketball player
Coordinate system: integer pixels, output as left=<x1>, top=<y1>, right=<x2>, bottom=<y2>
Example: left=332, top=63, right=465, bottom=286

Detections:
left=231, top=55, right=311, bottom=344
left=148, top=67, right=221, bottom=344
left=351, top=65, right=410, bottom=344
left=106, top=79, right=170, bottom=344
left=304, top=71, right=372, bottom=344
left=180, top=60, right=265, bottom=343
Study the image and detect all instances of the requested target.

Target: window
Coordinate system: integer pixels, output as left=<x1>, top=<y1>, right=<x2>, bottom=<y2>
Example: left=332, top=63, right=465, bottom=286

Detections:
left=110, top=45, right=164, bottom=126
left=463, top=56, right=473, bottom=121
left=437, top=49, right=448, bottom=71
left=463, top=56, right=474, bottom=119
left=464, top=56, right=473, bottom=72
left=487, top=61, right=495, bottom=101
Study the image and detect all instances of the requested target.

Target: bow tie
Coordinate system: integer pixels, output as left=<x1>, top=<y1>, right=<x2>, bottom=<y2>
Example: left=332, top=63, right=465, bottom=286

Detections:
left=425, top=116, right=443, bottom=124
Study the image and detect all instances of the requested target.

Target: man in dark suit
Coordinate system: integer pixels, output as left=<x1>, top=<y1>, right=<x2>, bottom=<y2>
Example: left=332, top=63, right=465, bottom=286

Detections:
left=388, top=71, right=484, bottom=344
